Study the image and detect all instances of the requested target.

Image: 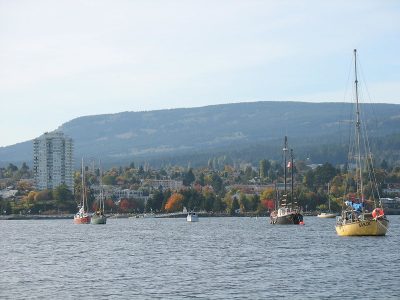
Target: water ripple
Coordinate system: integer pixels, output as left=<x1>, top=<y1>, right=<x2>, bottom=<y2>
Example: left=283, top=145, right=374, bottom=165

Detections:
left=0, top=216, right=399, bottom=299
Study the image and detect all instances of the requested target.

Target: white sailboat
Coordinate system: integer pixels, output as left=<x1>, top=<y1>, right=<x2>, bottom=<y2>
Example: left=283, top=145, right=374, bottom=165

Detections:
left=317, top=183, right=337, bottom=218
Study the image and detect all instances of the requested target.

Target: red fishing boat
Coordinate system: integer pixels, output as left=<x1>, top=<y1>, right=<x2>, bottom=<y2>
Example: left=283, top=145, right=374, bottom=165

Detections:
left=74, top=206, right=91, bottom=224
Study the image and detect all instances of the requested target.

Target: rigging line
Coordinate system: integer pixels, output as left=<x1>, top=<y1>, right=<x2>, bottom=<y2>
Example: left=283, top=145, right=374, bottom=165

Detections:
left=360, top=78, right=380, bottom=207
left=345, top=102, right=356, bottom=202
left=358, top=79, right=384, bottom=207
left=343, top=118, right=354, bottom=205
left=344, top=52, right=360, bottom=203
left=346, top=55, right=357, bottom=169
left=338, top=54, right=354, bottom=154
left=354, top=55, right=365, bottom=202
left=345, top=89, right=355, bottom=182
left=357, top=58, right=380, bottom=128
left=357, top=62, right=382, bottom=207
left=341, top=171, right=349, bottom=208
left=362, top=118, right=381, bottom=207
left=377, top=218, right=390, bottom=233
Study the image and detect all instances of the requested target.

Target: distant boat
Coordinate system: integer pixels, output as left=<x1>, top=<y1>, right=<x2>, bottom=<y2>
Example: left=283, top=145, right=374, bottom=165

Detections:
left=317, top=212, right=337, bottom=218
left=74, top=158, right=91, bottom=224
left=335, top=50, right=389, bottom=236
left=74, top=206, right=91, bottom=224
left=187, top=211, right=199, bottom=222
left=91, top=210, right=106, bottom=224
left=142, top=212, right=156, bottom=218
left=317, top=183, right=337, bottom=218
left=270, top=137, right=304, bottom=225
left=91, top=162, right=107, bottom=225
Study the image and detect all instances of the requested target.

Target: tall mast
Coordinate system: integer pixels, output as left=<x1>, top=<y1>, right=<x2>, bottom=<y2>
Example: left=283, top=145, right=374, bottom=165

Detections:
left=99, top=160, right=103, bottom=212
left=354, top=49, right=364, bottom=207
left=81, top=158, right=85, bottom=210
left=290, top=149, right=294, bottom=209
left=328, top=182, right=331, bottom=211
left=283, top=136, right=288, bottom=194
left=283, top=136, right=288, bottom=207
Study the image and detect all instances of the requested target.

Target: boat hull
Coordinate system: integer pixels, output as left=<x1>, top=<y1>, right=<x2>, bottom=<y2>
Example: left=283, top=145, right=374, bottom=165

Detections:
left=73, top=215, right=91, bottom=224
left=91, top=214, right=107, bottom=224
left=187, top=214, right=199, bottom=222
left=272, top=213, right=303, bottom=225
left=336, top=218, right=389, bottom=236
left=317, top=213, right=337, bottom=218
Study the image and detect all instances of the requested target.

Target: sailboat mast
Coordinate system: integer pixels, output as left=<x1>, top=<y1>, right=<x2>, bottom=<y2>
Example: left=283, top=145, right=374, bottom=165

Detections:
left=354, top=49, right=364, bottom=207
left=99, top=160, right=104, bottom=212
left=283, top=136, right=288, bottom=194
left=281, top=136, right=288, bottom=208
left=328, top=182, right=331, bottom=211
left=290, top=149, right=294, bottom=208
left=81, top=158, right=86, bottom=211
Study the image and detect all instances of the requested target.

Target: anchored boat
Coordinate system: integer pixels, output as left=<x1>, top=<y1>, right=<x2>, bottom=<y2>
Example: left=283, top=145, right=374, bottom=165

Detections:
left=186, top=211, right=199, bottom=222
left=270, top=137, right=304, bottom=225
left=91, top=162, right=107, bottom=225
left=335, top=49, right=389, bottom=236
left=317, top=212, right=337, bottom=218
left=317, top=183, right=337, bottom=218
left=74, top=158, right=91, bottom=224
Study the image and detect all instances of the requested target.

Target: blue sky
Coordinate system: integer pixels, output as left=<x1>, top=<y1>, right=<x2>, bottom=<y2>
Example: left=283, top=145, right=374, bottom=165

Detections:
left=0, top=0, right=399, bottom=147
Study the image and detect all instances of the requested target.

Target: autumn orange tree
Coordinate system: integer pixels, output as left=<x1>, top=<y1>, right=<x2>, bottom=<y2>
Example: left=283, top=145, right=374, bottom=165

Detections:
left=105, top=199, right=116, bottom=212
left=260, top=188, right=276, bottom=212
left=119, top=199, right=131, bottom=212
left=260, top=199, right=275, bottom=211
left=164, top=193, right=184, bottom=212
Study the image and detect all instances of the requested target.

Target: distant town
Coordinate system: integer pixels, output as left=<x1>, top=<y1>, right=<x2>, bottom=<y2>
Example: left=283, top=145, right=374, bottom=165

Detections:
left=1, top=130, right=400, bottom=217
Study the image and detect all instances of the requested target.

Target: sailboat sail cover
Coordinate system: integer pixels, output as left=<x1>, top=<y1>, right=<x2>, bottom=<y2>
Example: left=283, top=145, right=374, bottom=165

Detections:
left=345, top=201, right=363, bottom=212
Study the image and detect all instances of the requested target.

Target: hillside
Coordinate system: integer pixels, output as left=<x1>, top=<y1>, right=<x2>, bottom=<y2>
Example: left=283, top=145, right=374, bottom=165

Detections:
left=1, top=101, right=400, bottom=168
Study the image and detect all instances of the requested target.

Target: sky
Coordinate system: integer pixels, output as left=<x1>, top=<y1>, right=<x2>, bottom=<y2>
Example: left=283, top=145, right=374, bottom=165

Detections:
left=0, top=0, right=399, bottom=147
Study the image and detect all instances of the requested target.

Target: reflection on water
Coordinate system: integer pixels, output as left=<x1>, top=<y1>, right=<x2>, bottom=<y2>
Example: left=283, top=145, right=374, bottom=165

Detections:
left=1, top=216, right=399, bottom=299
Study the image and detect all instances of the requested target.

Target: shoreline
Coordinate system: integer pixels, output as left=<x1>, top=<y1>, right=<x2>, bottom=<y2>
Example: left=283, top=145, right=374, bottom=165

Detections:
left=0, top=212, right=270, bottom=220
left=2, top=210, right=398, bottom=220
left=0, top=214, right=74, bottom=220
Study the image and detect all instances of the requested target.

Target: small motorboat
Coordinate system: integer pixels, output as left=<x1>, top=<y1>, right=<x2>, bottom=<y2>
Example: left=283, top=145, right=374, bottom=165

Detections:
left=317, top=212, right=337, bottom=218
left=186, top=212, right=199, bottom=222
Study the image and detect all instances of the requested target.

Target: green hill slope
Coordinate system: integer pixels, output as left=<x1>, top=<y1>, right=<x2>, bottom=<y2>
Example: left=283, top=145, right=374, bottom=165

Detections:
left=1, top=101, right=400, bottom=167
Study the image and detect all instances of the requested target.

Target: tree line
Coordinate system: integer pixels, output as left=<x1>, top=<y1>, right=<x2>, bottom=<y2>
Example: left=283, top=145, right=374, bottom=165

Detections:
left=2, top=157, right=400, bottom=215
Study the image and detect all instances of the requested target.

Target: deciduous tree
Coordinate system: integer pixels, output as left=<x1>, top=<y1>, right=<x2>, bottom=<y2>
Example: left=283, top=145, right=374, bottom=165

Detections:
left=164, top=193, right=184, bottom=212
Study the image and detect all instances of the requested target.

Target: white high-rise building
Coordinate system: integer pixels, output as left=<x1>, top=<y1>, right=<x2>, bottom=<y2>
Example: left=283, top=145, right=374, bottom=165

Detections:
left=33, top=131, right=74, bottom=192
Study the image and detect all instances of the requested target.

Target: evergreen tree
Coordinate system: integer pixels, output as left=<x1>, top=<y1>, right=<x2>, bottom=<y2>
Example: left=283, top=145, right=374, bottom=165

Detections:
left=210, top=173, right=224, bottom=194
left=212, top=196, right=223, bottom=212
left=198, top=173, right=205, bottom=186
left=138, top=166, right=144, bottom=176
left=183, top=169, right=195, bottom=186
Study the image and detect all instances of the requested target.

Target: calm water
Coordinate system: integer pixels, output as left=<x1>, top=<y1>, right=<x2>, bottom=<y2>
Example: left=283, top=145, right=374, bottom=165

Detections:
left=1, top=216, right=399, bottom=299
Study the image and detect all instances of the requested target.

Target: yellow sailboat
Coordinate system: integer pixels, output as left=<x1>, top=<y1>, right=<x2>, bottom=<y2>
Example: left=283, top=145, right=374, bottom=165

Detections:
left=335, top=49, right=389, bottom=236
left=335, top=210, right=389, bottom=236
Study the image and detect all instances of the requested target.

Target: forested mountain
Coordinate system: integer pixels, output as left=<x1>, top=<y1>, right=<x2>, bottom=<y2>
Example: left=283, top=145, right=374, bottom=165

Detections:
left=1, top=101, right=400, bottom=168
